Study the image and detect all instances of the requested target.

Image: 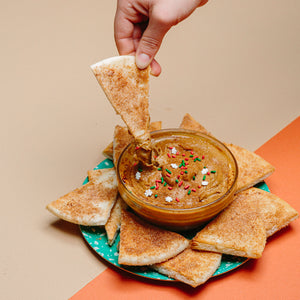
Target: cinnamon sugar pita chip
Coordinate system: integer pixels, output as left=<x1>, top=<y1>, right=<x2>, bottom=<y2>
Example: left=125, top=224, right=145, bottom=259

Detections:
left=225, top=143, right=275, bottom=193
left=191, top=194, right=266, bottom=258
left=47, top=168, right=118, bottom=226
left=119, top=210, right=189, bottom=266
left=153, top=248, right=221, bottom=287
left=91, top=56, right=151, bottom=144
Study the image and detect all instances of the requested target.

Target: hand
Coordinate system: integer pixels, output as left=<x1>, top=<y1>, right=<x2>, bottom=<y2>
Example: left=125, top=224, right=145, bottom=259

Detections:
left=114, top=0, right=208, bottom=76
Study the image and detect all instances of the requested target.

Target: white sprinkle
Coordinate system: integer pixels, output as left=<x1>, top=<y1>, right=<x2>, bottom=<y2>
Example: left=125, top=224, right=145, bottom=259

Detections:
left=135, top=171, right=141, bottom=180
left=201, top=168, right=208, bottom=175
left=171, top=147, right=177, bottom=154
left=171, top=163, right=178, bottom=169
left=145, top=189, right=153, bottom=197
left=165, top=196, right=173, bottom=202
left=202, top=181, right=209, bottom=186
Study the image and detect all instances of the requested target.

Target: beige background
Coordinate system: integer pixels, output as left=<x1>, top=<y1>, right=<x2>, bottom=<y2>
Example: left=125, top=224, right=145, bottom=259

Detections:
left=1, top=0, right=299, bottom=299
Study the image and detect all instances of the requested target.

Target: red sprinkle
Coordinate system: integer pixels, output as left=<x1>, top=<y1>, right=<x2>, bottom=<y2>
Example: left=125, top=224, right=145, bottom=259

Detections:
left=156, top=180, right=162, bottom=183
left=182, top=153, right=185, bottom=156
left=166, top=173, right=171, bottom=177
left=186, top=162, right=189, bottom=165
left=176, top=197, right=180, bottom=202
left=178, top=181, right=183, bottom=187
left=133, top=162, right=137, bottom=166
left=202, top=155, right=205, bottom=159
left=167, top=153, right=171, bottom=158
left=168, top=187, right=173, bottom=190
left=207, top=172, right=210, bottom=175
left=198, top=185, right=201, bottom=188
left=172, top=155, right=176, bottom=158
left=184, top=185, right=190, bottom=190
left=194, top=156, right=198, bottom=159
left=176, top=152, right=179, bottom=155
left=177, top=175, right=181, bottom=179
left=192, top=188, right=196, bottom=192
left=185, top=158, right=189, bottom=161
left=180, top=171, right=184, bottom=175
left=155, top=185, right=159, bottom=190
left=190, top=151, right=194, bottom=155
left=168, top=146, right=173, bottom=149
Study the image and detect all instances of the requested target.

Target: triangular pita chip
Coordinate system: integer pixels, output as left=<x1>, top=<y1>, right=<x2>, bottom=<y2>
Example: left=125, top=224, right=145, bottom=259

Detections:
left=105, top=196, right=127, bottom=246
left=46, top=168, right=118, bottom=226
left=91, top=56, right=151, bottom=144
left=87, top=169, right=103, bottom=181
left=225, top=143, right=275, bottom=193
left=180, top=113, right=214, bottom=137
left=237, top=187, right=298, bottom=237
left=149, top=120, right=162, bottom=131
left=102, top=142, right=114, bottom=160
left=113, top=125, right=134, bottom=167
left=153, top=248, right=222, bottom=287
left=191, top=194, right=266, bottom=258
left=119, top=210, right=189, bottom=265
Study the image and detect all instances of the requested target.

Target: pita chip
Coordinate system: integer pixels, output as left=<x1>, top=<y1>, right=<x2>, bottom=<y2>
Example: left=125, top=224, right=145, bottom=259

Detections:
left=105, top=196, right=127, bottom=246
left=91, top=56, right=151, bottom=145
left=119, top=210, right=189, bottom=266
left=225, top=143, right=275, bottom=193
left=113, top=125, right=134, bottom=167
left=237, top=187, right=298, bottom=237
left=153, top=248, right=222, bottom=287
left=180, top=113, right=213, bottom=137
left=191, top=194, right=266, bottom=258
left=102, top=142, right=114, bottom=160
left=46, top=168, right=118, bottom=226
left=87, top=169, right=103, bottom=181
left=149, top=120, right=162, bottom=131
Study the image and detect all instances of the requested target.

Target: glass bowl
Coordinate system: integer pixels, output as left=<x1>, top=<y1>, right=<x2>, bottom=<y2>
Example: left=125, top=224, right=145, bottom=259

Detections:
left=117, top=129, right=238, bottom=231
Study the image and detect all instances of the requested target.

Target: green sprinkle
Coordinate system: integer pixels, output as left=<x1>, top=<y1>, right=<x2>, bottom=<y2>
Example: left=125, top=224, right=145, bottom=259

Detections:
left=155, top=194, right=158, bottom=198
left=161, top=177, right=164, bottom=183
left=190, top=155, right=194, bottom=158
left=166, top=169, right=172, bottom=174
left=193, top=176, right=196, bottom=180
left=164, top=182, right=167, bottom=187
left=188, top=190, right=191, bottom=195
left=175, top=179, right=179, bottom=183
left=211, top=170, right=216, bottom=173
left=157, top=167, right=162, bottom=171
left=150, top=186, right=156, bottom=189
left=203, top=175, right=206, bottom=180
left=182, top=160, right=186, bottom=166
left=138, top=168, right=143, bottom=172
left=184, top=170, right=188, bottom=174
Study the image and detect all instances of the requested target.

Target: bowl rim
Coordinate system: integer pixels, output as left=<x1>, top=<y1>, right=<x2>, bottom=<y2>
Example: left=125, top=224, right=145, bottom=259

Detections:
left=116, top=128, right=238, bottom=213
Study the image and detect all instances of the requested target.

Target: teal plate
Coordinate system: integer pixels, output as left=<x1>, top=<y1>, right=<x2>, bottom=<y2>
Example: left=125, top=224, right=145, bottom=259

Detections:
left=80, top=159, right=270, bottom=282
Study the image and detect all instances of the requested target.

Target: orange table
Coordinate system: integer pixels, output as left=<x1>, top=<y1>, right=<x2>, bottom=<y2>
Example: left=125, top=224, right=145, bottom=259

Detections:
left=71, top=117, right=300, bottom=300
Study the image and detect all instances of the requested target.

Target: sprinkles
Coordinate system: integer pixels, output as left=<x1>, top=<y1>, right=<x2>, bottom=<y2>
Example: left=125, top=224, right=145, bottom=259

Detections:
left=139, top=146, right=217, bottom=204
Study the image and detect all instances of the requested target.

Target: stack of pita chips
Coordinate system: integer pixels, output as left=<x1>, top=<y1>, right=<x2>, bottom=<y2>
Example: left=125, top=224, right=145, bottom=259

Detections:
left=47, top=56, right=298, bottom=288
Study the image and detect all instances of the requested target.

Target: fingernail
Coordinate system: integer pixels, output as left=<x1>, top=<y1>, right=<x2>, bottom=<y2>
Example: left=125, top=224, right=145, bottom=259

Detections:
left=136, top=53, right=150, bottom=69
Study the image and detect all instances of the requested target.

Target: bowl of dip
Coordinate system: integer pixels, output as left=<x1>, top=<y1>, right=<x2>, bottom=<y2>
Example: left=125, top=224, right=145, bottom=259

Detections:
left=117, top=129, right=238, bottom=231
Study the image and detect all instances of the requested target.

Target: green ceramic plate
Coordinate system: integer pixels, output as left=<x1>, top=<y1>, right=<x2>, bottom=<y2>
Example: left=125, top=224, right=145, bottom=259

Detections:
left=80, top=159, right=270, bottom=281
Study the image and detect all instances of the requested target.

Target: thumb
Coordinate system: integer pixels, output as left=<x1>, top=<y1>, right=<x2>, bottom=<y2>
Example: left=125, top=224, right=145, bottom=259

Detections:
left=135, top=20, right=170, bottom=70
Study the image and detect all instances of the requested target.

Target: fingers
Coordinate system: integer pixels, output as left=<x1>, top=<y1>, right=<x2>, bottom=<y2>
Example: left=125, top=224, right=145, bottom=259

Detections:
left=135, top=13, right=171, bottom=70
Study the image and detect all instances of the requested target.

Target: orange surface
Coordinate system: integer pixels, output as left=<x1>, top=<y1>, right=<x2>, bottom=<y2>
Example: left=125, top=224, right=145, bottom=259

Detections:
left=71, top=117, right=300, bottom=300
